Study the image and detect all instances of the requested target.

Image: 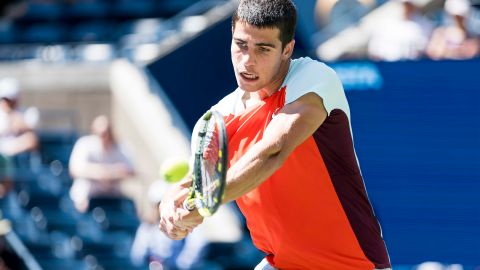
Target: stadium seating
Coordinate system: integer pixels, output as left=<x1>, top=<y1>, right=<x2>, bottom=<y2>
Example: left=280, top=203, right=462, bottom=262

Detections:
left=0, top=131, right=144, bottom=269
left=1, top=0, right=202, bottom=45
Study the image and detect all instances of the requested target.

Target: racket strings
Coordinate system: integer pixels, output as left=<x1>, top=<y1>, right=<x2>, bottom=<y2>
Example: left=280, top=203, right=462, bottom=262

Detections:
left=199, top=119, right=221, bottom=208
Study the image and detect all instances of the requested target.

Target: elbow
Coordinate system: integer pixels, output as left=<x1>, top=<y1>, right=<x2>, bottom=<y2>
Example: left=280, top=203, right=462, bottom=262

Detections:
left=69, top=167, right=79, bottom=179
left=271, top=149, right=289, bottom=171
left=29, top=132, right=39, bottom=149
left=265, top=143, right=289, bottom=171
left=69, top=162, right=83, bottom=179
left=258, top=135, right=290, bottom=170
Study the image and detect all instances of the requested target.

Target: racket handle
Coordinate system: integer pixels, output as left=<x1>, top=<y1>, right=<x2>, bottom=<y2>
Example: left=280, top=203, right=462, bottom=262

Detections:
left=183, top=198, right=195, bottom=211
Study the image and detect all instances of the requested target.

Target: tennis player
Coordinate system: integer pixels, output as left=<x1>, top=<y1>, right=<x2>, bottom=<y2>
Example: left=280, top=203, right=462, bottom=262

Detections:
left=159, top=0, right=391, bottom=269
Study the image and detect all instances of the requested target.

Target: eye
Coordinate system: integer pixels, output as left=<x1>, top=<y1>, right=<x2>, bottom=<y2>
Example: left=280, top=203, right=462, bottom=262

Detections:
left=259, top=47, right=270, bottom=53
left=236, top=42, right=247, bottom=49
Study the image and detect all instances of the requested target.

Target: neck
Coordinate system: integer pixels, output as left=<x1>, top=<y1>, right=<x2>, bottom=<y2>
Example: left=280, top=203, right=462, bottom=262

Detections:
left=257, top=58, right=291, bottom=99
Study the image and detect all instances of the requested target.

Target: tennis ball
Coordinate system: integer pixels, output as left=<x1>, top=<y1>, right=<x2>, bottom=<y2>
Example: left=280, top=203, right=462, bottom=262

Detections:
left=159, top=158, right=189, bottom=183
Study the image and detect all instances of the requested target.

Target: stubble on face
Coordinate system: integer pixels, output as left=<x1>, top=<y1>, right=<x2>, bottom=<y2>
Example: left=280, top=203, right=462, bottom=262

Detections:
left=231, top=21, right=292, bottom=98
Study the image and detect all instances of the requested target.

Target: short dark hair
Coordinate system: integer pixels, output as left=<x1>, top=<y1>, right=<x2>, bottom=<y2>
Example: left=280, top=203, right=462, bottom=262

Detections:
left=232, top=0, right=297, bottom=49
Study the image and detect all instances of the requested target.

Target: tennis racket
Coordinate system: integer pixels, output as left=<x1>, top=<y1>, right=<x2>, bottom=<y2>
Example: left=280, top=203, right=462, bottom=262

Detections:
left=183, top=110, right=228, bottom=217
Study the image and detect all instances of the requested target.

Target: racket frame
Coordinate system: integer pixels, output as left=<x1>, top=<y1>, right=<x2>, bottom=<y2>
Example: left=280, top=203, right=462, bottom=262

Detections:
left=183, top=110, right=228, bottom=217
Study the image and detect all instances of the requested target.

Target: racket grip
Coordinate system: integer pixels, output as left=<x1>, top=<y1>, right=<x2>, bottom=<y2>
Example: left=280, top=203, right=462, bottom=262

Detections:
left=183, top=198, right=195, bottom=211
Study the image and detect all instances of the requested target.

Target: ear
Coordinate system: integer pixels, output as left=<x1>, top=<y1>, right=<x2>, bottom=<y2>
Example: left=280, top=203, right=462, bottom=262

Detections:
left=282, top=39, right=295, bottom=59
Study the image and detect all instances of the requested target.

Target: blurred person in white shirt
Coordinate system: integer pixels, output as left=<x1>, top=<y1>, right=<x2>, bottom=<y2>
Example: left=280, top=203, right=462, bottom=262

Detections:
left=69, top=115, right=135, bottom=212
left=427, top=0, right=479, bottom=59
left=0, top=78, right=39, bottom=155
left=368, top=0, right=434, bottom=61
left=131, top=180, right=209, bottom=270
left=0, top=77, right=39, bottom=167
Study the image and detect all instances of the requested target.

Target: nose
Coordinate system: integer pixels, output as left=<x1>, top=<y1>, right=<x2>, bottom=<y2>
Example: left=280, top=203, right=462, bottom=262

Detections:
left=241, top=51, right=256, bottom=67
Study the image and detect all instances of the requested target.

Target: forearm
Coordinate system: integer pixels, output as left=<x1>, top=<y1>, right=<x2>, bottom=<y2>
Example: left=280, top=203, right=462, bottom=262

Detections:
left=7, top=132, right=38, bottom=155
left=106, top=163, right=135, bottom=179
left=71, top=162, right=133, bottom=181
left=223, top=140, right=284, bottom=203
left=70, top=162, right=114, bottom=180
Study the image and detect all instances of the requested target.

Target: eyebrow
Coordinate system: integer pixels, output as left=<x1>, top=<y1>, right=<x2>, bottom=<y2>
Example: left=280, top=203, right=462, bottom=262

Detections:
left=256, top=42, right=276, bottom=49
left=234, top=38, right=276, bottom=49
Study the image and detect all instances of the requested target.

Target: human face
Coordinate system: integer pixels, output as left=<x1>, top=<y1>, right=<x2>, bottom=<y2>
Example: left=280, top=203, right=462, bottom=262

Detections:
left=231, top=21, right=294, bottom=96
left=98, top=129, right=114, bottom=150
left=0, top=98, right=15, bottom=113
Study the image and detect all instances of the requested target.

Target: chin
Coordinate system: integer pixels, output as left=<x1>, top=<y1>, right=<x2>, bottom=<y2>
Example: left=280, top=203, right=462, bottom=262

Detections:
left=240, top=85, right=258, bottom=92
left=238, top=80, right=261, bottom=92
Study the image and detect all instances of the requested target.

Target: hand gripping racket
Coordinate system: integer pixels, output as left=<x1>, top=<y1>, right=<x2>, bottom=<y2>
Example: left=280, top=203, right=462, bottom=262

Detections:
left=183, top=110, right=228, bottom=217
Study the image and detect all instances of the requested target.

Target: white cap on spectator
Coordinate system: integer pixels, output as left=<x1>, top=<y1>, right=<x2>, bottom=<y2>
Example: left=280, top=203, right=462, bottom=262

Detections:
left=445, top=0, right=471, bottom=16
left=0, top=78, right=20, bottom=100
left=396, top=0, right=420, bottom=5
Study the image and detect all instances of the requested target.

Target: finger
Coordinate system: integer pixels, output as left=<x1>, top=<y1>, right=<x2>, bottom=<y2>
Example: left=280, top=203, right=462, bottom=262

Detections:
left=175, top=207, right=192, bottom=219
left=159, top=220, right=168, bottom=234
left=176, top=219, right=203, bottom=230
left=169, top=228, right=188, bottom=240
left=175, top=209, right=200, bottom=227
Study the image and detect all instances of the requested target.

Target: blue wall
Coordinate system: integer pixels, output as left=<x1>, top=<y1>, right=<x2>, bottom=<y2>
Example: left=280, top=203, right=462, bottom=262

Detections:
left=147, top=23, right=480, bottom=264
left=335, top=60, right=480, bottom=264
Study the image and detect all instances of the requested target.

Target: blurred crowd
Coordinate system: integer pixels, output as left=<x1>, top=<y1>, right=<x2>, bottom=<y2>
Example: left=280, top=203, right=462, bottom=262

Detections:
left=0, top=77, right=246, bottom=270
left=370, top=0, right=479, bottom=61
left=315, top=0, right=480, bottom=61
left=2, top=0, right=479, bottom=62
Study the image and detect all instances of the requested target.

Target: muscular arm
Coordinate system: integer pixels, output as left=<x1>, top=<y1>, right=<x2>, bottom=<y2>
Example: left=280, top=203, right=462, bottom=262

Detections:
left=159, top=92, right=328, bottom=239
left=223, top=92, right=328, bottom=202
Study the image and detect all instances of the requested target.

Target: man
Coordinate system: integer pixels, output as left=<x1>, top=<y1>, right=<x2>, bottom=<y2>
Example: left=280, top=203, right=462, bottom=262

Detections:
left=131, top=180, right=208, bottom=269
left=159, top=0, right=391, bottom=269
left=69, top=115, right=135, bottom=212
left=0, top=77, right=39, bottom=171
left=426, top=0, right=479, bottom=60
left=0, top=78, right=39, bottom=158
left=368, top=0, right=434, bottom=61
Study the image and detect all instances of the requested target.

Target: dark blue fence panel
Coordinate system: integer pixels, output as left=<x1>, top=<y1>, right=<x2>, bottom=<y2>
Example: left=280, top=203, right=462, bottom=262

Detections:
left=336, top=59, right=480, bottom=264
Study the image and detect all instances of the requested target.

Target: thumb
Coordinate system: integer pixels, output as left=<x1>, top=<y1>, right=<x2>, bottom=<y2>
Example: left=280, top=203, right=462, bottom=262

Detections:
left=175, top=207, right=194, bottom=228
left=175, top=207, right=203, bottom=230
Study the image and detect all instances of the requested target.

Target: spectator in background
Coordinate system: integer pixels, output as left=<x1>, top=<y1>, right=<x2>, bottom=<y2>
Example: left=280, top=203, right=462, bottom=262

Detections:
left=0, top=78, right=40, bottom=169
left=368, top=0, right=434, bottom=61
left=426, top=0, right=479, bottom=60
left=315, top=0, right=373, bottom=29
left=69, top=115, right=135, bottom=212
left=131, top=180, right=208, bottom=270
left=0, top=155, right=13, bottom=199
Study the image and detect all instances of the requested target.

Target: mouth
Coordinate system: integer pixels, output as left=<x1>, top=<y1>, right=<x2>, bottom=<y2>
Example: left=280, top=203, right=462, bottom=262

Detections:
left=239, top=72, right=259, bottom=81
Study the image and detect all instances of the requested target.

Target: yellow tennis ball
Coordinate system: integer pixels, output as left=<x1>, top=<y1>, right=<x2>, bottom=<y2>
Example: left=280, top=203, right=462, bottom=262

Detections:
left=160, top=158, right=189, bottom=183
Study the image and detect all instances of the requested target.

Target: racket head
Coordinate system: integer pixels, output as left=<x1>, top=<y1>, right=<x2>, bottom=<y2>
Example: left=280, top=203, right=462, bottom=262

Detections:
left=191, top=110, right=228, bottom=217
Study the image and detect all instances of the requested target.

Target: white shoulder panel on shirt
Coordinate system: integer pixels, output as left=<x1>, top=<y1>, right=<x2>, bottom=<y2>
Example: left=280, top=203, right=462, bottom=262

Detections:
left=211, top=88, right=242, bottom=117
left=282, top=57, right=350, bottom=118
left=190, top=88, right=240, bottom=167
